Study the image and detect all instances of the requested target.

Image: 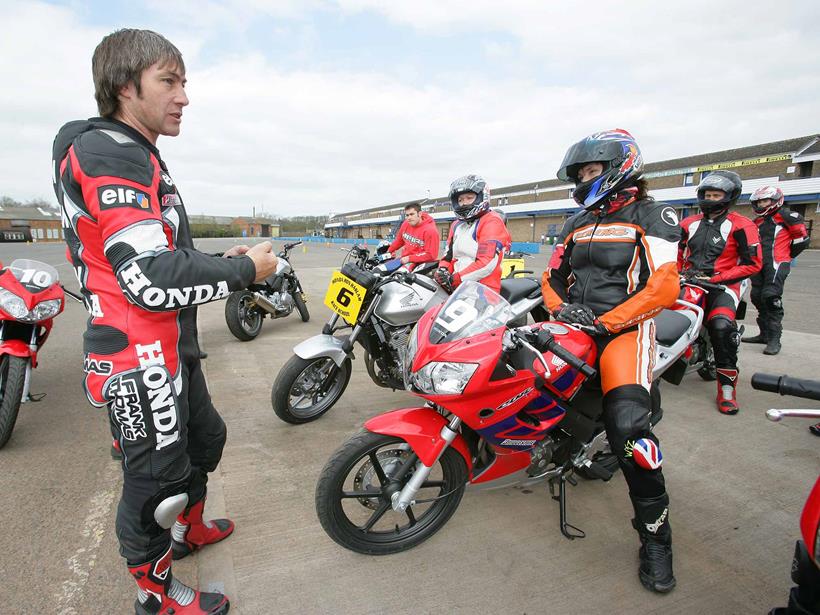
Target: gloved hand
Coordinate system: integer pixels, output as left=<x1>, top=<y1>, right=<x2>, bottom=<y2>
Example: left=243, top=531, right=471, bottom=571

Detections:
left=377, top=251, right=393, bottom=262
left=376, top=242, right=390, bottom=255
left=588, top=320, right=611, bottom=336
left=433, top=267, right=454, bottom=293
left=681, top=268, right=708, bottom=282
left=553, top=303, right=596, bottom=326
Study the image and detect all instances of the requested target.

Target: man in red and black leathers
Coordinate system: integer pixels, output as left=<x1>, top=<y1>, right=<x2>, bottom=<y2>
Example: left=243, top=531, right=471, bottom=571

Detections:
left=679, top=171, right=762, bottom=415
left=742, top=185, right=809, bottom=356
left=52, top=29, right=278, bottom=615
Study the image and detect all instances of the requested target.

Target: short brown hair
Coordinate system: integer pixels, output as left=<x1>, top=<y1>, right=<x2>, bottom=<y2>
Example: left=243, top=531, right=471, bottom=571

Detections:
left=92, top=29, right=185, bottom=118
left=404, top=203, right=422, bottom=214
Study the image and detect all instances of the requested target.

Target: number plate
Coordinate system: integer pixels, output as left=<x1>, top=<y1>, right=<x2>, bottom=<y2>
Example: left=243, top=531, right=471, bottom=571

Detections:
left=323, top=270, right=368, bottom=324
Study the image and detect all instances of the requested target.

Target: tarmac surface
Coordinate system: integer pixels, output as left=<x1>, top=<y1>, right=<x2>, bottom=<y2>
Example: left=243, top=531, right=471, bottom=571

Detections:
left=0, top=239, right=818, bottom=614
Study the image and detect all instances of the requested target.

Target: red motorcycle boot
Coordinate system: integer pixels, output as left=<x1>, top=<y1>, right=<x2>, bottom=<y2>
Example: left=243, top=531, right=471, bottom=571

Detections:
left=171, top=498, right=235, bottom=560
left=129, top=546, right=230, bottom=615
left=716, top=368, right=740, bottom=415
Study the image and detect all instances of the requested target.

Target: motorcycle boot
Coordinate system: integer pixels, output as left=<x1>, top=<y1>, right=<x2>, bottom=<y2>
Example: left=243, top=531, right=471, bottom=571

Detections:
left=130, top=546, right=229, bottom=614
left=632, top=493, right=676, bottom=594
left=741, top=317, right=767, bottom=344
left=763, top=320, right=782, bottom=355
left=171, top=498, right=235, bottom=560
left=716, top=368, right=740, bottom=415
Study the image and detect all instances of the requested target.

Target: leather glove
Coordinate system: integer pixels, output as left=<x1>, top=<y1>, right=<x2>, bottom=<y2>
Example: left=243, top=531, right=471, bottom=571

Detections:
left=589, top=320, right=611, bottom=336
left=553, top=303, right=596, bottom=326
left=681, top=268, right=708, bottom=282
left=433, top=267, right=454, bottom=293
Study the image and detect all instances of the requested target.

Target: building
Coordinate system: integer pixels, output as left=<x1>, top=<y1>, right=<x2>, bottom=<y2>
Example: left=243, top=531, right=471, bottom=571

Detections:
left=324, top=134, right=820, bottom=247
left=0, top=205, right=62, bottom=242
left=231, top=217, right=280, bottom=238
left=187, top=215, right=281, bottom=238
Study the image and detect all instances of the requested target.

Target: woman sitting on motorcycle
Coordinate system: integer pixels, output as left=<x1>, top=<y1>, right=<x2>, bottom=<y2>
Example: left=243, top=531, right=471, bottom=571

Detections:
left=542, top=129, right=681, bottom=593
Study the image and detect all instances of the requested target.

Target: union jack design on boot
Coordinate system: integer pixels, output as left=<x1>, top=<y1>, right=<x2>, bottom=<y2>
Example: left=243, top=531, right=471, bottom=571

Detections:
left=171, top=498, right=235, bottom=560
left=129, top=546, right=230, bottom=614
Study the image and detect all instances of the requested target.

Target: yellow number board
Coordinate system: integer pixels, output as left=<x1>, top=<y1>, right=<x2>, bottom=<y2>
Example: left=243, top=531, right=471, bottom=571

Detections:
left=323, top=270, right=368, bottom=324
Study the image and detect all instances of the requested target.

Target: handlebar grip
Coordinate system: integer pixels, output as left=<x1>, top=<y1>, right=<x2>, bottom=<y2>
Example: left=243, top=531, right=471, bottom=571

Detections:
left=405, top=272, right=438, bottom=293
left=540, top=332, right=597, bottom=379
left=751, top=373, right=820, bottom=402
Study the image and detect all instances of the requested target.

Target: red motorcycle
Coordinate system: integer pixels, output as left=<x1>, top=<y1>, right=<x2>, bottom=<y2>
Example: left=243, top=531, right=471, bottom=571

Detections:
left=0, top=258, right=75, bottom=449
left=751, top=373, right=820, bottom=615
left=316, top=281, right=702, bottom=554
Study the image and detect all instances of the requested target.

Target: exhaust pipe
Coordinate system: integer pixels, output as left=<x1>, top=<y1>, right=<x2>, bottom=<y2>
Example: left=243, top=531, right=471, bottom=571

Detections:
left=251, top=291, right=278, bottom=314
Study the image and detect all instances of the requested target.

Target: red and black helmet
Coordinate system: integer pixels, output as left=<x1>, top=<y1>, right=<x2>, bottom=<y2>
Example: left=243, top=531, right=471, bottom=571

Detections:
left=750, top=185, right=784, bottom=217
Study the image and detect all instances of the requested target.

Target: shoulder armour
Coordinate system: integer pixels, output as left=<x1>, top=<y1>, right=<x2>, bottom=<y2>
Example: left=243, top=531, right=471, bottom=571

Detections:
left=73, top=129, right=155, bottom=186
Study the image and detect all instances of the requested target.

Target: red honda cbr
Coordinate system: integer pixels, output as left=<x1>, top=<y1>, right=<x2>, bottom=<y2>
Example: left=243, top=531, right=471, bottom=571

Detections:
left=316, top=281, right=699, bottom=554
left=751, top=373, right=820, bottom=615
left=0, top=259, right=74, bottom=449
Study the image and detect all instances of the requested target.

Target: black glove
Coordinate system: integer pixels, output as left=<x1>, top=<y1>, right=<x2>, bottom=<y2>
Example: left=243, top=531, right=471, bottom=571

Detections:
left=433, top=267, right=454, bottom=293
left=376, top=242, right=390, bottom=255
left=681, top=268, right=707, bottom=282
left=554, top=303, right=596, bottom=326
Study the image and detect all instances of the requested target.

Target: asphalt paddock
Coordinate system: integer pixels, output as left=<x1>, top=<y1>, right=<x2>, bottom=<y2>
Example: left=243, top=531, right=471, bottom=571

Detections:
left=0, top=240, right=818, bottom=614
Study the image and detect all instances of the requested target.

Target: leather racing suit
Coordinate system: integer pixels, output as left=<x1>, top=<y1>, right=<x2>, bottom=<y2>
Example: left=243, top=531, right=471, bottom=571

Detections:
left=52, top=117, right=256, bottom=565
left=542, top=193, right=681, bottom=542
left=749, top=206, right=808, bottom=345
left=679, top=210, right=762, bottom=409
left=438, top=210, right=511, bottom=293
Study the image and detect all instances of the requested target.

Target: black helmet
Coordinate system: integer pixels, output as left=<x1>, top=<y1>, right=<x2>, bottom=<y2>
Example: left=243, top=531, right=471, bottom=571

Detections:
left=696, top=170, right=742, bottom=216
left=557, top=129, right=643, bottom=211
left=449, top=175, right=491, bottom=221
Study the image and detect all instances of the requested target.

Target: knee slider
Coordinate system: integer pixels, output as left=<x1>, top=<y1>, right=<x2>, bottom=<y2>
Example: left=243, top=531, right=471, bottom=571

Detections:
left=603, top=385, right=652, bottom=459
left=709, top=316, right=739, bottom=348
left=764, top=295, right=783, bottom=311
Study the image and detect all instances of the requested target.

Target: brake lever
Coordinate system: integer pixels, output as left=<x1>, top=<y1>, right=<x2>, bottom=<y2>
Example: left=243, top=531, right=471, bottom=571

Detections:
left=61, top=285, right=84, bottom=303
left=514, top=330, right=552, bottom=379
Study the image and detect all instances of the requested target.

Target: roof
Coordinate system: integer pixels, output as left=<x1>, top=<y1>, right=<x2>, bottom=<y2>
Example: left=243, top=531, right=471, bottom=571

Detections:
left=188, top=214, right=235, bottom=225
left=0, top=205, right=61, bottom=221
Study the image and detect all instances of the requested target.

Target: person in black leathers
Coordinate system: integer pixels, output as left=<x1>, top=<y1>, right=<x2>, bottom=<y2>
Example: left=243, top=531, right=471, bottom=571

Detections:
left=741, top=185, right=809, bottom=355
left=53, top=29, right=278, bottom=615
left=543, top=129, right=681, bottom=593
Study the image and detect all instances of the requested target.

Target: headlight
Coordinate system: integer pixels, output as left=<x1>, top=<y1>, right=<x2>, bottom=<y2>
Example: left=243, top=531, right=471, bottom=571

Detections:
left=412, top=362, right=478, bottom=395
left=28, top=299, right=62, bottom=322
left=0, top=288, right=28, bottom=320
left=0, top=290, right=61, bottom=322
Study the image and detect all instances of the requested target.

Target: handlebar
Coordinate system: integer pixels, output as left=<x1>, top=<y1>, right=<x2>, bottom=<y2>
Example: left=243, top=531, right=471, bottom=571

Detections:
left=751, top=373, right=820, bottom=402
left=401, top=271, right=438, bottom=293
left=60, top=285, right=84, bottom=303
left=514, top=328, right=597, bottom=379
left=283, top=241, right=302, bottom=251
left=681, top=277, right=726, bottom=293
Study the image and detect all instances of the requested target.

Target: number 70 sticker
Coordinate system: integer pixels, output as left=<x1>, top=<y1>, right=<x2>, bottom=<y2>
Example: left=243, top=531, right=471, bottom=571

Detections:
left=323, top=270, right=368, bottom=324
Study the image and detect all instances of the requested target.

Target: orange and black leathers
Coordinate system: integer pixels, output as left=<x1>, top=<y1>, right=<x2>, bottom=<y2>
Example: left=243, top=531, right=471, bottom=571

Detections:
left=541, top=195, right=681, bottom=541
left=750, top=206, right=808, bottom=342
left=52, top=117, right=255, bottom=564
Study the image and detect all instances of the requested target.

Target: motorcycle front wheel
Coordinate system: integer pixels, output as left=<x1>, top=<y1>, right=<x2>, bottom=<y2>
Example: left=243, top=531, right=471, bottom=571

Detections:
left=293, top=290, right=310, bottom=322
left=0, top=355, right=28, bottom=449
left=225, top=291, right=264, bottom=341
left=271, top=354, right=352, bottom=424
left=315, top=430, right=467, bottom=554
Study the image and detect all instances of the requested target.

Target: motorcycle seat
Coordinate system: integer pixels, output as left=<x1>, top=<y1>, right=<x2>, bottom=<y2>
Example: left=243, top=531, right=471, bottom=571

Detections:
left=654, top=309, right=691, bottom=346
left=499, top=277, right=541, bottom=304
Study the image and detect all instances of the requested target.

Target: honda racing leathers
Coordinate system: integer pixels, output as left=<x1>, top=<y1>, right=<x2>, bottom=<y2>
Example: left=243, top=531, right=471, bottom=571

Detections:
left=749, top=206, right=808, bottom=344
left=387, top=211, right=440, bottom=267
left=438, top=210, right=511, bottom=293
left=679, top=210, right=762, bottom=412
left=52, top=117, right=256, bottom=564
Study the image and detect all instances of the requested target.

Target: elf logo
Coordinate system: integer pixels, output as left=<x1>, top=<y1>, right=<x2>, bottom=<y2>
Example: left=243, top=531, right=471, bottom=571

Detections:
left=98, top=185, right=151, bottom=211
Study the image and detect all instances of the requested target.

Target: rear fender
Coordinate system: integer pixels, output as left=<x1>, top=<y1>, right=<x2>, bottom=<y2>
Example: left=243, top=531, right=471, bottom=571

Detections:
left=293, top=333, right=350, bottom=367
left=365, top=407, right=473, bottom=471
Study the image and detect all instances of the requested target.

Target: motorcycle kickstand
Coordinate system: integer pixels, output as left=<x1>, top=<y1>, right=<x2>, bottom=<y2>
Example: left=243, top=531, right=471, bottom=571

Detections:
left=548, top=473, right=585, bottom=540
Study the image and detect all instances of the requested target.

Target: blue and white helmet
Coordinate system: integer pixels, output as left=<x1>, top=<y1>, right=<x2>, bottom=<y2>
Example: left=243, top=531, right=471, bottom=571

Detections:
left=449, top=175, right=491, bottom=221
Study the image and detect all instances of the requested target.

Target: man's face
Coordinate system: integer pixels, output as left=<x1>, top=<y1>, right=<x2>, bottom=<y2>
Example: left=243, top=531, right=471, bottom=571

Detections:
left=404, top=209, right=421, bottom=226
left=703, top=190, right=726, bottom=202
left=577, top=162, right=604, bottom=183
left=457, top=192, right=478, bottom=206
left=118, top=61, right=188, bottom=143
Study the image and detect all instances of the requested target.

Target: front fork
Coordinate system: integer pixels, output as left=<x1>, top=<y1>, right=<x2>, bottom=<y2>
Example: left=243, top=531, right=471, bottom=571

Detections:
left=391, top=416, right=462, bottom=512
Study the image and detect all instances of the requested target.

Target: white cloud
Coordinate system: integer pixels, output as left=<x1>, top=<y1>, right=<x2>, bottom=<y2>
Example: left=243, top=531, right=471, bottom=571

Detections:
left=2, top=0, right=819, bottom=218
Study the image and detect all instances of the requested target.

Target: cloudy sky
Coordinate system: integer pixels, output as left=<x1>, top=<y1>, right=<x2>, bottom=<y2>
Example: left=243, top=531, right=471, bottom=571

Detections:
left=1, top=0, right=818, bottom=218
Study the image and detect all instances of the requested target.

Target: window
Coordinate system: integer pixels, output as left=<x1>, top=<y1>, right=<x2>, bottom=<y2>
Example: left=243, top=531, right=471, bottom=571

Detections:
left=700, top=170, right=711, bottom=181
left=36, top=228, right=44, bottom=239
left=799, top=161, right=814, bottom=177
left=683, top=173, right=694, bottom=186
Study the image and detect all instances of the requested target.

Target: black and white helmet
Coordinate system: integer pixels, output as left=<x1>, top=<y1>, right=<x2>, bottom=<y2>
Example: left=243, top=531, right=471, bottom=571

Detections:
left=449, top=175, right=491, bottom=221
left=696, top=170, right=742, bottom=216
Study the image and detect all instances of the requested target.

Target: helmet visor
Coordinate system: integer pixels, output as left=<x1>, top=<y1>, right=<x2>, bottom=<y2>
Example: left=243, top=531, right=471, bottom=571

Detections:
left=557, top=140, right=623, bottom=182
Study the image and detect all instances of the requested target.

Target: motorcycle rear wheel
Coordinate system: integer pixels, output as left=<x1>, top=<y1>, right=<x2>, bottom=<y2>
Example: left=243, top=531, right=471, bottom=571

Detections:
left=0, top=355, right=27, bottom=449
left=225, top=291, right=264, bottom=341
left=271, top=355, right=352, bottom=424
left=316, top=430, right=467, bottom=554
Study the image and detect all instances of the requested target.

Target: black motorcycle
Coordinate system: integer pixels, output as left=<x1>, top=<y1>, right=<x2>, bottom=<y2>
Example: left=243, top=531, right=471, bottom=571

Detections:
left=224, top=241, right=309, bottom=341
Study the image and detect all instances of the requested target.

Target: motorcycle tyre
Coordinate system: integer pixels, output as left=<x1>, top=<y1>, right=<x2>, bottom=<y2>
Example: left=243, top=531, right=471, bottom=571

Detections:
left=293, top=290, right=310, bottom=322
left=272, top=355, right=352, bottom=424
left=0, top=355, right=27, bottom=449
left=225, top=291, right=264, bottom=341
left=316, top=430, right=467, bottom=555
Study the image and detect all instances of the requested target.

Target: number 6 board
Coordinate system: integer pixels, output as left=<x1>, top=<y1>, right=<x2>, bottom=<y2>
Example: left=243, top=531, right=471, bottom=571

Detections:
left=323, top=270, right=368, bottom=324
